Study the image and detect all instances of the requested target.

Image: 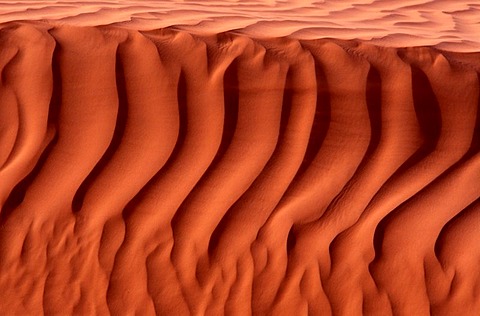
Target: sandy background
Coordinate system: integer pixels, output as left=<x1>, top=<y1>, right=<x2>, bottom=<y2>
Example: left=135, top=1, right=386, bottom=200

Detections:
left=0, top=0, right=478, bottom=51
left=0, top=1, right=479, bottom=315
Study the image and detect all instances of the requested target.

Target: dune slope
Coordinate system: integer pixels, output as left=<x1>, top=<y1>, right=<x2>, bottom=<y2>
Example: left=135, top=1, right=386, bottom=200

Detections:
left=0, top=22, right=479, bottom=315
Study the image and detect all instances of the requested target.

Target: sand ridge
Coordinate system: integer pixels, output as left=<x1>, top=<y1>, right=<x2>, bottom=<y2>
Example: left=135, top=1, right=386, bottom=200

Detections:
left=0, top=1, right=479, bottom=51
left=0, top=21, right=480, bottom=315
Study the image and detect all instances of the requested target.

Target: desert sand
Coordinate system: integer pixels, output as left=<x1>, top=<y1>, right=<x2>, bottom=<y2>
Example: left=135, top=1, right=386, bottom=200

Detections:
left=0, top=1, right=479, bottom=316
left=0, top=0, right=479, bottom=51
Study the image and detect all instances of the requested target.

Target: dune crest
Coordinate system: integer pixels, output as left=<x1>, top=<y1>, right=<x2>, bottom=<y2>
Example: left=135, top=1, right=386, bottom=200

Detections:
left=0, top=22, right=479, bottom=315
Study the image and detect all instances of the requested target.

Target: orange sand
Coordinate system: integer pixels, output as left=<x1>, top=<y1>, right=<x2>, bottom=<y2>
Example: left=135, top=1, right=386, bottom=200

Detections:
left=0, top=1, right=479, bottom=51
left=0, top=17, right=479, bottom=316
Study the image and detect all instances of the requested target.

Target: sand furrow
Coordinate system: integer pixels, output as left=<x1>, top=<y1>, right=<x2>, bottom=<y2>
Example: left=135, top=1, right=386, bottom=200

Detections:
left=0, top=22, right=479, bottom=315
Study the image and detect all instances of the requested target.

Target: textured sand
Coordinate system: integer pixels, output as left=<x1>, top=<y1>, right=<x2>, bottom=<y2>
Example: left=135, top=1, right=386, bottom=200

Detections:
left=0, top=1, right=479, bottom=51
left=0, top=21, right=479, bottom=315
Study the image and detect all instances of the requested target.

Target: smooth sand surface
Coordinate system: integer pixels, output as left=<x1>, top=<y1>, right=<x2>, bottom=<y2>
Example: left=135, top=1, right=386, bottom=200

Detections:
left=0, top=16, right=479, bottom=316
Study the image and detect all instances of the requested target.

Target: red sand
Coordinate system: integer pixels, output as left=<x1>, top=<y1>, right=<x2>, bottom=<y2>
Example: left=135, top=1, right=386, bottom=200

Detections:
left=0, top=10, right=479, bottom=316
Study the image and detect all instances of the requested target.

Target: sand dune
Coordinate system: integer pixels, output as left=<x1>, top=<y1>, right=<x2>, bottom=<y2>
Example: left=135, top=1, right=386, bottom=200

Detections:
left=0, top=1, right=478, bottom=51
left=0, top=21, right=479, bottom=315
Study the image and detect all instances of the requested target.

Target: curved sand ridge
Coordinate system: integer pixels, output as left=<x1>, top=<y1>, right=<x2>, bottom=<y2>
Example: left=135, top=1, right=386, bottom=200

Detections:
left=0, top=1, right=480, bottom=51
left=0, top=22, right=480, bottom=315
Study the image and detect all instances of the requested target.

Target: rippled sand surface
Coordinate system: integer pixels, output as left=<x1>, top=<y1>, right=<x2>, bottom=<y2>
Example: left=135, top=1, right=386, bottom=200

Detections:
left=0, top=1, right=480, bottom=315
left=0, top=1, right=479, bottom=50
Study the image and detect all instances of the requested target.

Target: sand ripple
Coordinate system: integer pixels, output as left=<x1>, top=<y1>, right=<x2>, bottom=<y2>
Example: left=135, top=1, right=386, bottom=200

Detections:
left=0, top=1, right=478, bottom=51
left=0, top=22, right=479, bottom=315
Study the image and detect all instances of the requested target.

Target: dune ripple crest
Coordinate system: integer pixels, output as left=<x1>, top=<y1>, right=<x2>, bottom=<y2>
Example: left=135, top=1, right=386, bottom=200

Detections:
left=0, top=22, right=480, bottom=315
